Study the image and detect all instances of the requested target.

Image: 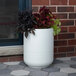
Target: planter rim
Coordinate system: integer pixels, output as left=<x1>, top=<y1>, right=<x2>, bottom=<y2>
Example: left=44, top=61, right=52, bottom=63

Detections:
left=34, top=28, right=53, bottom=30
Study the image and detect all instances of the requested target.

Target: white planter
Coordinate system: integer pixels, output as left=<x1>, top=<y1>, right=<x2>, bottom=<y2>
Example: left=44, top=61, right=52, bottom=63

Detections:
left=24, top=28, right=54, bottom=68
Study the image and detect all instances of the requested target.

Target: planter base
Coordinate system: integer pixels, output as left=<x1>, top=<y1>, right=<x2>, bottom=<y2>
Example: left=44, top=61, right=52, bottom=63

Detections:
left=28, top=65, right=49, bottom=69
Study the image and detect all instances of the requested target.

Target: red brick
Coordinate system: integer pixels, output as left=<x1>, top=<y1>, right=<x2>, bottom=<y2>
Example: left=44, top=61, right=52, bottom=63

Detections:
left=54, top=47, right=58, bottom=53
left=74, top=7, right=76, bottom=12
left=67, top=53, right=76, bottom=57
left=68, top=39, right=76, bottom=45
left=51, top=0, right=67, bottom=5
left=0, top=57, right=9, bottom=62
left=0, top=55, right=23, bottom=62
left=75, top=20, right=76, bottom=25
left=58, top=46, right=75, bottom=53
left=32, top=0, right=49, bottom=5
left=61, top=20, right=74, bottom=26
left=69, top=0, right=76, bottom=5
left=58, top=33, right=75, bottom=39
left=61, top=27, right=68, bottom=33
left=69, top=27, right=76, bottom=32
left=54, top=40, right=67, bottom=46
left=54, top=53, right=66, bottom=58
left=8, top=55, right=23, bottom=61
left=54, top=35, right=57, bottom=40
left=54, top=13, right=67, bottom=19
left=48, top=7, right=56, bottom=12
left=58, top=7, right=74, bottom=12
left=74, top=48, right=76, bottom=53
left=69, top=13, right=76, bottom=19
left=40, top=7, right=56, bottom=12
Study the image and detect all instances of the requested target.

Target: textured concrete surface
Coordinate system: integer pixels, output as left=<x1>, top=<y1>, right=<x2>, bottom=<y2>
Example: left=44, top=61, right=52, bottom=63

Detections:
left=0, top=56, right=76, bottom=76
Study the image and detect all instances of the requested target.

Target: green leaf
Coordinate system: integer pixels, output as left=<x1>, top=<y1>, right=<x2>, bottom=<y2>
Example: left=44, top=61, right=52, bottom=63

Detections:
left=51, top=19, right=61, bottom=36
left=54, top=19, right=60, bottom=26
left=52, top=25, right=58, bottom=30
left=52, top=25, right=61, bottom=36
left=59, top=22, right=61, bottom=26
left=56, top=27, right=61, bottom=35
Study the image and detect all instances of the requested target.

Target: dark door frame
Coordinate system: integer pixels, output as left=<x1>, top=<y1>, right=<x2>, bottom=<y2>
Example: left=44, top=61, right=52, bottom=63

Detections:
left=0, top=0, right=24, bottom=46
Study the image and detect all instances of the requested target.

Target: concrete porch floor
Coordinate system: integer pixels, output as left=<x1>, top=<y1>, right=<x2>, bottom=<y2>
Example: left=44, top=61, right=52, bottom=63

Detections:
left=0, top=56, right=76, bottom=76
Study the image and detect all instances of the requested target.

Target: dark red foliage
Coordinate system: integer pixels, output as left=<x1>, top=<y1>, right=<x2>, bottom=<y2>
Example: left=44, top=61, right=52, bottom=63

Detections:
left=33, top=6, right=56, bottom=28
left=39, top=6, right=46, bottom=13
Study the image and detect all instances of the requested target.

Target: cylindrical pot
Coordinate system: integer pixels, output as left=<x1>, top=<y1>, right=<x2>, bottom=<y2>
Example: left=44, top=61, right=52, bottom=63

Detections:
left=24, top=28, right=54, bottom=68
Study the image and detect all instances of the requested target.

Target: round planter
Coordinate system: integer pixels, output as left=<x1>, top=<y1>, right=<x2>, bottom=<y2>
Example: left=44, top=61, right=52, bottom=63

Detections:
left=23, top=28, right=54, bottom=68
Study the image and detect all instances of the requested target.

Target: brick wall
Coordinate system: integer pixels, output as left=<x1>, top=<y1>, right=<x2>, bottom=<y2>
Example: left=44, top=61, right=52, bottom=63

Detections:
left=32, top=0, right=76, bottom=58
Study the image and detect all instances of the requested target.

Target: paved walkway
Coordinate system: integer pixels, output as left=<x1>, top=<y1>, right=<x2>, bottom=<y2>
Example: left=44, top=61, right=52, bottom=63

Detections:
left=0, top=56, right=76, bottom=76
